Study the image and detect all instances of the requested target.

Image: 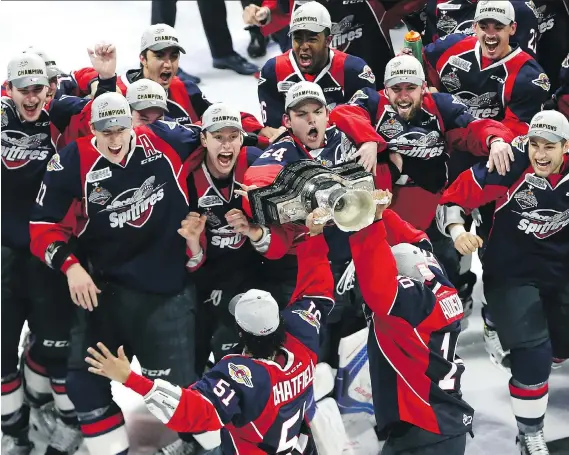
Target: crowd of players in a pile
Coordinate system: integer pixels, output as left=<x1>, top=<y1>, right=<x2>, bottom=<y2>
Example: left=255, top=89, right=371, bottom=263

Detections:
left=2, top=0, right=569, bottom=454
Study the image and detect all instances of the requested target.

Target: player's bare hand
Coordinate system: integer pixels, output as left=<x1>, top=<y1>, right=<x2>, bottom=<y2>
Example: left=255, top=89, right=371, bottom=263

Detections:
left=306, top=207, right=329, bottom=236
left=389, top=152, right=403, bottom=173
left=243, top=5, right=270, bottom=26
left=454, top=232, right=483, bottom=255
left=235, top=182, right=258, bottom=200
left=88, top=42, right=117, bottom=80
left=373, top=189, right=392, bottom=220
left=352, top=141, right=378, bottom=175
left=85, top=343, right=130, bottom=384
left=225, top=208, right=263, bottom=241
left=262, top=125, right=287, bottom=143
left=487, top=140, right=514, bottom=176
left=66, top=263, right=101, bottom=312
left=178, top=212, right=206, bottom=253
left=397, top=47, right=414, bottom=57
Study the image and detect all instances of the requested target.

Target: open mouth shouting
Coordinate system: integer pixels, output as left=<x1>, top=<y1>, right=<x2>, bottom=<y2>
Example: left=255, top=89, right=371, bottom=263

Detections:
left=159, top=71, right=173, bottom=85
left=217, top=151, right=234, bottom=168
left=534, top=158, right=552, bottom=173
left=108, top=144, right=123, bottom=156
left=396, top=101, right=413, bottom=117
left=21, top=101, right=42, bottom=119
left=483, top=36, right=500, bottom=56
left=298, top=52, right=313, bottom=70
left=306, top=126, right=319, bottom=142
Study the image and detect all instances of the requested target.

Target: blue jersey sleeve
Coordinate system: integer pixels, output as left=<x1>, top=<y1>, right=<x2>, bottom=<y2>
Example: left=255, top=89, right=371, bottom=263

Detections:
left=193, top=357, right=272, bottom=425
left=49, top=95, right=90, bottom=134
left=424, top=33, right=468, bottom=72
left=511, top=0, right=540, bottom=58
left=258, top=57, right=283, bottom=128
left=344, top=55, right=376, bottom=103
left=346, top=86, right=381, bottom=123
left=433, top=92, right=476, bottom=129
left=184, top=79, right=212, bottom=119
left=146, top=120, right=201, bottom=161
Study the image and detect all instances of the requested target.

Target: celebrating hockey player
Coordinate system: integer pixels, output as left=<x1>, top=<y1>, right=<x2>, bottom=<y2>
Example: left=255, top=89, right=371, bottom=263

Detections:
left=181, top=103, right=281, bottom=373
left=2, top=46, right=123, bottom=454
left=258, top=2, right=376, bottom=132
left=29, top=92, right=206, bottom=454
left=437, top=110, right=569, bottom=455
left=350, top=190, right=473, bottom=455
left=85, top=209, right=335, bottom=455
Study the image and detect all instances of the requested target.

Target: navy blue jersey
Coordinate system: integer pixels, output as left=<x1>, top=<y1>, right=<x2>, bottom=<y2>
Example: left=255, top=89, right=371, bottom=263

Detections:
left=424, top=34, right=549, bottom=137
left=30, top=120, right=201, bottom=294
left=259, top=48, right=376, bottom=128
left=1, top=95, right=90, bottom=249
left=440, top=136, right=569, bottom=287
left=186, top=146, right=265, bottom=284
left=350, top=220, right=473, bottom=436
left=124, top=234, right=335, bottom=455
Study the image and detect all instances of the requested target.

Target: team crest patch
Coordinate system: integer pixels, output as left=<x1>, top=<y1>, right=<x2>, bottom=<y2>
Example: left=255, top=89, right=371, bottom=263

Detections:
left=86, top=167, right=112, bottom=183
left=379, top=117, right=404, bottom=139
left=292, top=310, right=321, bottom=333
left=563, top=55, right=569, bottom=68
left=448, top=55, right=472, bottom=72
left=348, top=89, right=368, bottom=105
left=358, top=65, right=376, bottom=84
left=514, top=188, right=538, bottom=209
left=277, top=81, right=296, bottom=93
left=46, top=153, right=64, bottom=171
left=228, top=363, right=254, bottom=388
left=88, top=184, right=112, bottom=206
left=524, top=174, right=548, bottom=190
left=531, top=73, right=551, bottom=91
left=442, top=69, right=461, bottom=92
left=437, top=11, right=458, bottom=35
left=511, top=135, right=529, bottom=152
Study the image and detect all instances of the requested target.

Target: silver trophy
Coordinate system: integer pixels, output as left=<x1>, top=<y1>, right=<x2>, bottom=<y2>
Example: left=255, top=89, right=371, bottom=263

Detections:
left=248, top=160, right=384, bottom=232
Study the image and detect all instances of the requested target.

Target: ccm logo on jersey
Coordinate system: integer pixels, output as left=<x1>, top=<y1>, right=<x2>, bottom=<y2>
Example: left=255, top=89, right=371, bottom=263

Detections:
left=141, top=367, right=172, bottom=377
left=102, top=176, right=166, bottom=228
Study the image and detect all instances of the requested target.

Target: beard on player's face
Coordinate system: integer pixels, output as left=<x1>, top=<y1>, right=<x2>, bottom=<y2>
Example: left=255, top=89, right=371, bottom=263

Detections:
left=8, top=84, right=48, bottom=122
left=140, top=48, right=180, bottom=90
left=386, top=83, right=424, bottom=121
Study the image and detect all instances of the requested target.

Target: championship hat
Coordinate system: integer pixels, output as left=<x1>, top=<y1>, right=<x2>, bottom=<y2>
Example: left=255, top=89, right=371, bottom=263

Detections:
left=7, top=53, right=49, bottom=89
left=390, top=243, right=434, bottom=283
left=527, top=110, right=569, bottom=143
left=141, top=24, right=186, bottom=54
left=23, top=47, right=61, bottom=79
left=126, top=79, right=169, bottom=111
left=229, top=290, right=281, bottom=336
left=284, top=81, right=327, bottom=110
left=474, top=1, right=515, bottom=25
left=384, top=55, right=425, bottom=88
left=201, top=103, right=244, bottom=133
left=91, top=92, right=133, bottom=132
left=288, top=2, right=332, bottom=35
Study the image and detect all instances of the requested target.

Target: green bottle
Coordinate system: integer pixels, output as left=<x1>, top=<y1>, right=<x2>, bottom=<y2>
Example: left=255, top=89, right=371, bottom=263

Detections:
left=404, top=30, right=423, bottom=64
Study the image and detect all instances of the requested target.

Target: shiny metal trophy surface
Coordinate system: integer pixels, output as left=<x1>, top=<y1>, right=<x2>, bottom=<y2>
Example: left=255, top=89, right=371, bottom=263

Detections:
left=248, top=160, right=377, bottom=232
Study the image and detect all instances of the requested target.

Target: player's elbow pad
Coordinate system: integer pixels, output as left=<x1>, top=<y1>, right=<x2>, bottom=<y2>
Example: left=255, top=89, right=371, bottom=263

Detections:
left=143, top=379, right=182, bottom=425
left=435, top=204, right=465, bottom=237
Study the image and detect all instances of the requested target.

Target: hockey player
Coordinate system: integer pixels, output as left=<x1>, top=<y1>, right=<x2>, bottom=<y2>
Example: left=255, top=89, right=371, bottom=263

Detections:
left=257, top=2, right=377, bottom=130
left=84, top=209, right=335, bottom=455
left=407, top=0, right=541, bottom=58
left=67, top=25, right=277, bottom=142
left=2, top=47, right=120, bottom=455
left=545, top=53, right=569, bottom=120
left=331, top=54, right=514, bottom=310
left=350, top=190, right=473, bottom=455
left=244, top=0, right=427, bottom=83
left=181, top=103, right=272, bottom=373
left=424, top=0, right=549, bottom=137
left=29, top=92, right=204, bottom=455
left=436, top=110, right=569, bottom=455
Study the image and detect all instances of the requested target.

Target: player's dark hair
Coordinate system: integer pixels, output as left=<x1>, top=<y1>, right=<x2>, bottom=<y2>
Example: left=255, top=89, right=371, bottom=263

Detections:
left=7, top=82, right=13, bottom=89
left=323, top=28, right=331, bottom=38
left=140, top=50, right=148, bottom=69
left=560, top=139, right=567, bottom=147
left=239, top=317, right=287, bottom=359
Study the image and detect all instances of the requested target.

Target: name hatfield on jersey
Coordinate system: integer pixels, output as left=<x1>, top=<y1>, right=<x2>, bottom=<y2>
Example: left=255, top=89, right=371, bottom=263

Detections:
left=273, top=362, right=315, bottom=407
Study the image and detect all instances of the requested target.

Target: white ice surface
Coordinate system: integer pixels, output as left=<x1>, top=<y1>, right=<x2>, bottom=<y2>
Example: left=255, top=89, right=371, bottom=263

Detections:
left=2, top=2, right=567, bottom=454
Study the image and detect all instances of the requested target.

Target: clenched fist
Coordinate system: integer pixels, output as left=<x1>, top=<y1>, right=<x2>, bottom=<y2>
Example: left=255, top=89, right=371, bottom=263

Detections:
left=454, top=232, right=483, bottom=255
left=178, top=212, right=206, bottom=254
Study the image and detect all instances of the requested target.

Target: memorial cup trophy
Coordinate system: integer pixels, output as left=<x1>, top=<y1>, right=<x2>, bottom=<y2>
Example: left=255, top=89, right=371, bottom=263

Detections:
left=247, top=159, right=385, bottom=232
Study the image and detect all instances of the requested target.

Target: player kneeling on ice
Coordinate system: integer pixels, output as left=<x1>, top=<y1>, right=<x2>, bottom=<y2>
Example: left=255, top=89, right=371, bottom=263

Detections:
left=436, top=110, right=569, bottom=455
left=350, top=189, right=473, bottom=455
left=85, top=210, right=336, bottom=455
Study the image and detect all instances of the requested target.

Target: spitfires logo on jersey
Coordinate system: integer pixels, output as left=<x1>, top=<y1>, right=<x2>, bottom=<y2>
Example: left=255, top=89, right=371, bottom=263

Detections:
left=453, top=91, right=500, bottom=118
left=387, top=131, right=445, bottom=159
left=101, top=176, right=166, bottom=228
left=292, top=310, right=321, bottom=333
left=228, top=363, right=254, bottom=388
left=1, top=131, right=51, bottom=169
left=515, top=208, right=569, bottom=239
left=210, top=224, right=247, bottom=250
left=330, top=15, right=363, bottom=52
